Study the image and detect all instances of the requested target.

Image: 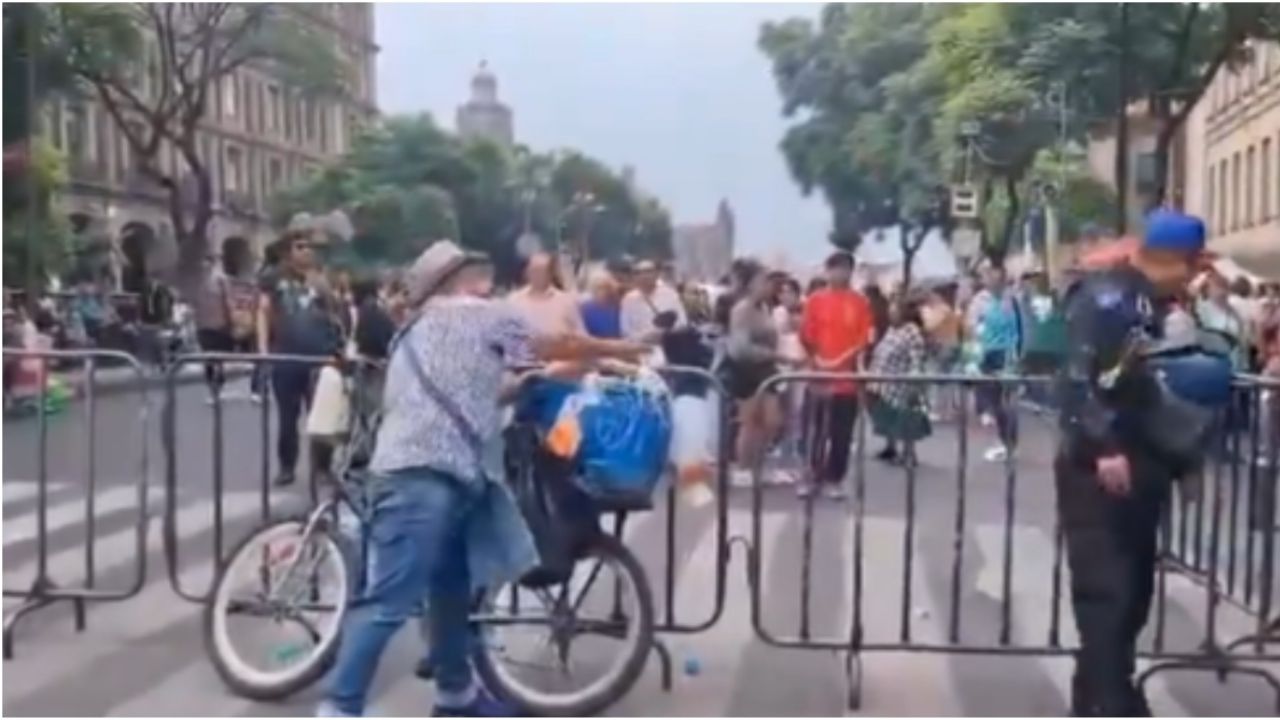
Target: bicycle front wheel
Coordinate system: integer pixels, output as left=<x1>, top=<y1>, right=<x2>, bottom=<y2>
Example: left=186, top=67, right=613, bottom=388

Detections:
left=472, top=532, right=655, bottom=716
left=203, top=518, right=352, bottom=700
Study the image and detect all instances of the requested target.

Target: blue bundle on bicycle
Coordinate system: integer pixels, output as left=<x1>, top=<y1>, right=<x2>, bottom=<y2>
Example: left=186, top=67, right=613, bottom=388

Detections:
left=521, top=373, right=672, bottom=510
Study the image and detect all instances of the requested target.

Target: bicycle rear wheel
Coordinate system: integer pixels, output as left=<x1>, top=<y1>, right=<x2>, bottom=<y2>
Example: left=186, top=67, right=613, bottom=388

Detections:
left=472, top=532, right=654, bottom=716
left=203, top=518, right=352, bottom=700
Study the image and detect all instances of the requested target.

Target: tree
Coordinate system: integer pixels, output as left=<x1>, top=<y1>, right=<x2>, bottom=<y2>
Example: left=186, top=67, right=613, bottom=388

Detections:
left=1124, top=4, right=1280, bottom=208
left=49, top=3, right=341, bottom=294
left=272, top=115, right=673, bottom=284
left=3, top=5, right=136, bottom=292
left=759, top=4, right=939, bottom=250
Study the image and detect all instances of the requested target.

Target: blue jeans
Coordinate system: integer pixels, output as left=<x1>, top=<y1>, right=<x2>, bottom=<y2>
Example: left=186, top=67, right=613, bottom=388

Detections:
left=325, top=468, right=475, bottom=716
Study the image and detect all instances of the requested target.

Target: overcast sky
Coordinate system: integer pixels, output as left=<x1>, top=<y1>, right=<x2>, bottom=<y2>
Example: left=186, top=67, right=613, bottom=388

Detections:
left=375, top=2, right=829, bottom=267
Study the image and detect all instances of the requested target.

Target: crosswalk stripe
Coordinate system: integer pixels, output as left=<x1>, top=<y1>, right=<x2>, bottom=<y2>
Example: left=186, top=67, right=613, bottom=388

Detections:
left=3, top=484, right=151, bottom=549
left=848, top=515, right=960, bottom=716
left=623, top=507, right=787, bottom=716
left=3, top=482, right=49, bottom=504
left=1, top=488, right=258, bottom=592
left=1, top=494, right=264, bottom=709
left=106, top=659, right=256, bottom=718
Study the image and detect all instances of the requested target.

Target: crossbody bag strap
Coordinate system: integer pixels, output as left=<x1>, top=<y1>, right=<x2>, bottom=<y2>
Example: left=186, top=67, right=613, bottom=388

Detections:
left=391, top=313, right=485, bottom=466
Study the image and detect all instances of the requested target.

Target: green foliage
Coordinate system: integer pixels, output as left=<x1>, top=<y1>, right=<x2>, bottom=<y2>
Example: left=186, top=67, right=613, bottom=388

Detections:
left=760, top=3, right=1279, bottom=258
left=272, top=115, right=673, bottom=282
left=3, top=4, right=138, bottom=145
left=3, top=140, right=73, bottom=289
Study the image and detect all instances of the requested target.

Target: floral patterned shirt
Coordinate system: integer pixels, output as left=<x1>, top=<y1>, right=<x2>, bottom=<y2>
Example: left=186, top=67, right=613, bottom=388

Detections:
left=869, top=323, right=926, bottom=408
left=370, top=296, right=535, bottom=483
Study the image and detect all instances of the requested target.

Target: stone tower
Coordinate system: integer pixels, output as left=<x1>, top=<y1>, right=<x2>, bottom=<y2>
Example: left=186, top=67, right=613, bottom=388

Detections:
left=456, top=61, right=514, bottom=148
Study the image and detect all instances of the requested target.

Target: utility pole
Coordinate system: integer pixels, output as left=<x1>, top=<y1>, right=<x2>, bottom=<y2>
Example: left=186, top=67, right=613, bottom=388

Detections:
left=1114, top=2, right=1131, bottom=235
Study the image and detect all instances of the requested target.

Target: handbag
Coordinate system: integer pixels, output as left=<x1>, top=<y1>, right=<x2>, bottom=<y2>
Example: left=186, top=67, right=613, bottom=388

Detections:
left=306, top=364, right=351, bottom=438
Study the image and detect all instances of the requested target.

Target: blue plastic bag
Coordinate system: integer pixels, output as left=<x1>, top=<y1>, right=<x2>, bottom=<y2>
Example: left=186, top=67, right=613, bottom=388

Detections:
left=520, top=377, right=672, bottom=510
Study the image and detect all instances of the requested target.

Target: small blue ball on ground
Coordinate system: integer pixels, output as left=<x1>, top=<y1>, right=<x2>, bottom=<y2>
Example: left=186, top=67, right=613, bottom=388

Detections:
left=684, top=657, right=702, bottom=676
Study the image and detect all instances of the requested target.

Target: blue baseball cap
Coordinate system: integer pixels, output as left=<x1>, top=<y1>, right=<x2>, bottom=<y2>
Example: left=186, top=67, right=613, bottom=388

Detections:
left=1143, top=210, right=1206, bottom=253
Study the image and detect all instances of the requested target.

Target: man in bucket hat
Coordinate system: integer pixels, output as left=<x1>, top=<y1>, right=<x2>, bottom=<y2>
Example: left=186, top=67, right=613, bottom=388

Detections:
left=320, top=241, right=645, bottom=717
left=1055, top=210, right=1232, bottom=716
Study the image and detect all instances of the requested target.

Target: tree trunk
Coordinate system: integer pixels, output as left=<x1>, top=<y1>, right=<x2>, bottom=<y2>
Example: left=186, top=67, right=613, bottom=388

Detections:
left=901, top=224, right=925, bottom=290
left=1114, top=2, right=1131, bottom=234
left=995, top=176, right=1021, bottom=266
left=1151, top=114, right=1176, bottom=211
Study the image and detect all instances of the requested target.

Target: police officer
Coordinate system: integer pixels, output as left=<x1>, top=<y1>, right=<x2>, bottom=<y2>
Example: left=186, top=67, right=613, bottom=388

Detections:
left=1056, top=210, right=1225, bottom=716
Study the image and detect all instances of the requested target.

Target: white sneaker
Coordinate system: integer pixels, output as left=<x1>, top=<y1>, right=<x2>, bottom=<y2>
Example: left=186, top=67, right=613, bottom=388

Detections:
left=796, top=483, right=815, bottom=499
left=980, top=414, right=995, bottom=427
left=983, top=445, right=1009, bottom=463
left=822, top=484, right=848, bottom=500
left=731, top=468, right=754, bottom=488
left=765, top=468, right=796, bottom=485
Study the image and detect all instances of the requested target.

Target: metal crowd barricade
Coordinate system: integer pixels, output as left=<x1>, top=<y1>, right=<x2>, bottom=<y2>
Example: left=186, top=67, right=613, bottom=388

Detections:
left=161, top=351, right=350, bottom=604
left=1151, top=374, right=1279, bottom=677
left=747, top=370, right=1280, bottom=712
left=2, top=348, right=151, bottom=659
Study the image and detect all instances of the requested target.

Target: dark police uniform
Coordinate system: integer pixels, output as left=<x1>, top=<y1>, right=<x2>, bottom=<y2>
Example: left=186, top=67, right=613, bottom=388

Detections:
left=1055, top=264, right=1176, bottom=717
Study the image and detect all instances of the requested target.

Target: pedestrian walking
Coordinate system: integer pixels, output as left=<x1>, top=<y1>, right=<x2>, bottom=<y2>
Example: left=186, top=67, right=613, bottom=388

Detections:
left=726, top=260, right=791, bottom=487
left=1055, top=210, right=1233, bottom=716
left=974, top=264, right=1022, bottom=462
left=256, top=229, right=345, bottom=487
left=194, top=254, right=237, bottom=402
left=1019, top=272, right=1067, bottom=411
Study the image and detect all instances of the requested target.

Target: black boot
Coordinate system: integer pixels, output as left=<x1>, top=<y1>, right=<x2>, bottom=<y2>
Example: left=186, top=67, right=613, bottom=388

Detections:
left=1070, top=672, right=1094, bottom=717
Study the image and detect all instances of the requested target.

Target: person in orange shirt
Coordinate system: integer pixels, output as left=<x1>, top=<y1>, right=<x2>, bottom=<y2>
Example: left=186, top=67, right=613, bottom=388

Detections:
left=799, top=251, right=874, bottom=499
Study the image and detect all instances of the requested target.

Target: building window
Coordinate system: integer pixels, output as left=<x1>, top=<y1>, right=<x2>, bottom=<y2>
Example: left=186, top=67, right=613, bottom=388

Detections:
left=1263, top=138, right=1273, bottom=222
left=222, top=74, right=238, bottom=119
left=225, top=145, right=244, bottom=194
left=1246, top=146, right=1256, bottom=227
left=314, top=102, right=325, bottom=151
left=65, top=103, right=90, bottom=164
left=303, top=99, right=316, bottom=146
left=1207, top=162, right=1217, bottom=235
left=269, top=157, right=283, bottom=191
left=268, top=85, right=281, bottom=134
left=1231, top=152, right=1241, bottom=231
left=1218, top=161, right=1228, bottom=230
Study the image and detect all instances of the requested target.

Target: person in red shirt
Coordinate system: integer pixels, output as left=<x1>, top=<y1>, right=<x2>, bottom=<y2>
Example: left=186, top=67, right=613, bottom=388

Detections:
left=800, top=251, right=874, bottom=499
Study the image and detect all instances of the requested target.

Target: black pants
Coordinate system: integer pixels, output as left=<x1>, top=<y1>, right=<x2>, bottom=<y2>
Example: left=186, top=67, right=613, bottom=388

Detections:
left=806, top=392, right=859, bottom=485
left=978, top=351, right=1018, bottom=447
left=1055, top=450, right=1167, bottom=716
left=197, top=328, right=235, bottom=390
left=272, top=362, right=315, bottom=475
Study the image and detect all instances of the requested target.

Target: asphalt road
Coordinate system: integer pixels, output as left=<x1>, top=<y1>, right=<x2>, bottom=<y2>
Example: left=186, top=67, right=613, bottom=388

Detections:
left=3, top=380, right=1279, bottom=716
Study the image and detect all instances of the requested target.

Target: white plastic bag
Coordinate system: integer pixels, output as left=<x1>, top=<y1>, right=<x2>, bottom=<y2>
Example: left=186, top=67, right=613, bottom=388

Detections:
left=669, top=393, right=717, bottom=507
left=307, top=365, right=351, bottom=438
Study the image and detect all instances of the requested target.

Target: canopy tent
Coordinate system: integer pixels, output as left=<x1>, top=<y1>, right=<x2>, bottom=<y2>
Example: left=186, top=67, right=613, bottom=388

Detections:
left=853, top=226, right=960, bottom=291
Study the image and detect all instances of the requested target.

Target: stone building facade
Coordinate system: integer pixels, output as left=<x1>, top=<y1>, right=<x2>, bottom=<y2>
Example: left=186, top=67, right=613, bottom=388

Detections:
left=672, top=200, right=735, bottom=283
left=1184, top=41, right=1280, bottom=277
left=46, top=3, right=378, bottom=287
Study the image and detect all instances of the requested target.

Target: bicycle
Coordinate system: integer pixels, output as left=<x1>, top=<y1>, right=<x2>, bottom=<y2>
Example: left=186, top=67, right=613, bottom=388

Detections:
left=203, top=406, right=656, bottom=716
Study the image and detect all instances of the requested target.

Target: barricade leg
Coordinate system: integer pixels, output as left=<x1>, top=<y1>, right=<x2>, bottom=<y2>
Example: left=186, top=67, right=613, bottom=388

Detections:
left=649, top=636, right=674, bottom=692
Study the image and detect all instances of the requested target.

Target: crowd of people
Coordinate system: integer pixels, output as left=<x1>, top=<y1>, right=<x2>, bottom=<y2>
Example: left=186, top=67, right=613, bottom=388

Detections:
left=6, top=211, right=1280, bottom=715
